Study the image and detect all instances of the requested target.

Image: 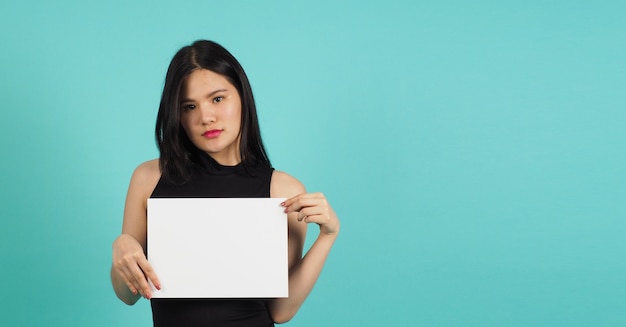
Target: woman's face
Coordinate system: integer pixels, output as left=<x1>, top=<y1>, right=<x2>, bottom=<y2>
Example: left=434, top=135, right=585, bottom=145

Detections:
left=179, top=69, right=242, bottom=165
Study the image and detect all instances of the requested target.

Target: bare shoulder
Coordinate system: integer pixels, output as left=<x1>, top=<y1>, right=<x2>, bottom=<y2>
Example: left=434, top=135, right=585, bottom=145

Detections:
left=122, top=159, right=161, bottom=242
left=270, top=170, right=306, bottom=198
left=132, top=159, right=160, bottom=181
left=128, top=159, right=161, bottom=196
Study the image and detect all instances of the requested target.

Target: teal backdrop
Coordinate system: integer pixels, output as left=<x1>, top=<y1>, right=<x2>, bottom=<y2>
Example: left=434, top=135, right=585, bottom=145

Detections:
left=1, top=1, right=625, bottom=326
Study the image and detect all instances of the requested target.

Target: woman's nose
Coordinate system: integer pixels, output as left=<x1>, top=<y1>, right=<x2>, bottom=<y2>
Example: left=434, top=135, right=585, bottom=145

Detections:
left=200, top=105, right=216, bottom=124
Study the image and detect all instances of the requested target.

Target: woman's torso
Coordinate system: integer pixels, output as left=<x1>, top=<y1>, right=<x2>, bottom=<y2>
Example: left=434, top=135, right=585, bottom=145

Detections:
left=149, top=152, right=275, bottom=327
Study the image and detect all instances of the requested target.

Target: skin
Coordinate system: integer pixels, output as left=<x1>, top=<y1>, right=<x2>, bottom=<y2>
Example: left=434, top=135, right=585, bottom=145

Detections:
left=179, top=69, right=242, bottom=166
left=111, top=69, right=340, bottom=323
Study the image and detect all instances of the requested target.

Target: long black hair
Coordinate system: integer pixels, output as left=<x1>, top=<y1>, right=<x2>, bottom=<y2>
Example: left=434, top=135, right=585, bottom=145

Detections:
left=155, top=40, right=271, bottom=183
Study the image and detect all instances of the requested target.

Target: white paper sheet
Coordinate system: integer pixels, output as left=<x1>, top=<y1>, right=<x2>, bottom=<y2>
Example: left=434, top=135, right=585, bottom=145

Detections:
left=147, top=198, right=288, bottom=298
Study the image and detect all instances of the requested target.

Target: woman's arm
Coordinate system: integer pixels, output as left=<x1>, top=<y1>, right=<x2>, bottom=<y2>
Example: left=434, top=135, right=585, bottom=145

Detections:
left=111, top=159, right=162, bottom=304
left=268, top=171, right=340, bottom=323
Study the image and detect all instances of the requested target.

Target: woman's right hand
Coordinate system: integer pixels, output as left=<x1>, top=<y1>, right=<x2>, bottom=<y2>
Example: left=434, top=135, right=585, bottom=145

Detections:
left=112, top=234, right=161, bottom=299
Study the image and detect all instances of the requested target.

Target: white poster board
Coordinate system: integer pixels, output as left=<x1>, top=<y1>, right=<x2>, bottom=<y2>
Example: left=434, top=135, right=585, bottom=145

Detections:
left=147, top=198, right=288, bottom=298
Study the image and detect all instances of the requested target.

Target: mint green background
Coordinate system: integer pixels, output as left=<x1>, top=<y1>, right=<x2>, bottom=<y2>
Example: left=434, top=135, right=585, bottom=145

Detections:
left=1, top=1, right=625, bottom=326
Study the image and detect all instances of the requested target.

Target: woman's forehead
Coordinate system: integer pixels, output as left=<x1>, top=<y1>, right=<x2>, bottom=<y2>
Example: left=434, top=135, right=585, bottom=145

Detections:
left=182, top=69, right=235, bottom=96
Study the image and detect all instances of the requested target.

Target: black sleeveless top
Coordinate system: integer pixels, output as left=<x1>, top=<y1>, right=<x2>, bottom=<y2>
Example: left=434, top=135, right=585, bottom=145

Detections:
left=150, top=152, right=275, bottom=327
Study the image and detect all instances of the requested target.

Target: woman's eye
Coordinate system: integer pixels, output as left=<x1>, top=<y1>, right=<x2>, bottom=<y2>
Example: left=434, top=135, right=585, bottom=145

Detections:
left=213, top=96, right=224, bottom=103
left=183, top=104, right=196, bottom=111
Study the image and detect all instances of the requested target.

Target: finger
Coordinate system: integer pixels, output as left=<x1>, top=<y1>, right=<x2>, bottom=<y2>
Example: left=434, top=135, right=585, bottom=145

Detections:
left=137, top=256, right=161, bottom=290
left=114, top=259, right=141, bottom=295
left=284, top=197, right=323, bottom=213
left=119, top=253, right=152, bottom=298
left=281, top=192, right=324, bottom=207
left=305, top=214, right=339, bottom=235
left=281, top=193, right=304, bottom=207
left=296, top=207, right=324, bottom=221
left=124, top=267, right=144, bottom=297
left=301, top=214, right=329, bottom=225
left=282, top=192, right=325, bottom=206
left=117, top=266, right=139, bottom=295
left=128, top=263, right=153, bottom=299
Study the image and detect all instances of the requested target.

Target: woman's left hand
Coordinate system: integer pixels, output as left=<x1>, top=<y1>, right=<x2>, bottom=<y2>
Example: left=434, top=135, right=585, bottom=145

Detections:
left=281, top=192, right=340, bottom=236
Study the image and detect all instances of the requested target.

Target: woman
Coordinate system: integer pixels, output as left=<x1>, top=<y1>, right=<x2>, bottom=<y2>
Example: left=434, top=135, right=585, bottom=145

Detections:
left=110, top=40, right=340, bottom=326
left=111, top=41, right=339, bottom=326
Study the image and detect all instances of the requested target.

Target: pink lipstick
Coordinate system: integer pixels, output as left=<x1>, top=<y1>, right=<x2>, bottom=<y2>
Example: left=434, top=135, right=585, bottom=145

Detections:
left=203, top=130, right=222, bottom=138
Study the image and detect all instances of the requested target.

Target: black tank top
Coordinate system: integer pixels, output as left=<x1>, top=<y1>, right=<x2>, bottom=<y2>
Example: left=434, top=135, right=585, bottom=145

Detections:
left=150, top=152, right=275, bottom=327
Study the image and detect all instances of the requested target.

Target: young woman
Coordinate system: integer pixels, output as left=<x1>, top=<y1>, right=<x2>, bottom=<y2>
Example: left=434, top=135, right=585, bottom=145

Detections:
left=110, top=40, right=340, bottom=326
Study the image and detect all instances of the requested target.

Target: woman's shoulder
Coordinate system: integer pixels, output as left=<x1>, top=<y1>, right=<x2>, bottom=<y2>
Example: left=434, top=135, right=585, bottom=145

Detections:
left=270, top=170, right=306, bottom=198
left=130, top=159, right=161, bottom=186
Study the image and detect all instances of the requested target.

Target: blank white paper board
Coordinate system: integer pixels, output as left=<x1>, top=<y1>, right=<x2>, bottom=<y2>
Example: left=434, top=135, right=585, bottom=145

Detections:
left=147, top=198, right=288, bottom=298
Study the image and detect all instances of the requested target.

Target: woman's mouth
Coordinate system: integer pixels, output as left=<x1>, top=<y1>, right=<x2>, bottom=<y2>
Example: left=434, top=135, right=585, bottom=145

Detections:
left=203, top=130, right=222, bottom=138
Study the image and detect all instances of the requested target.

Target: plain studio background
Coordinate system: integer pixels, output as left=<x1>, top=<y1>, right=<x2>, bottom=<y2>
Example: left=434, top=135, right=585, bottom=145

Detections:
left=1, top=1, right=624, bottom=326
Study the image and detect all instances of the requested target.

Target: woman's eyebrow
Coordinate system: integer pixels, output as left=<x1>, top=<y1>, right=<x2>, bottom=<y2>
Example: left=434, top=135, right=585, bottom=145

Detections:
left=180, top=89, right=228, bottom=103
